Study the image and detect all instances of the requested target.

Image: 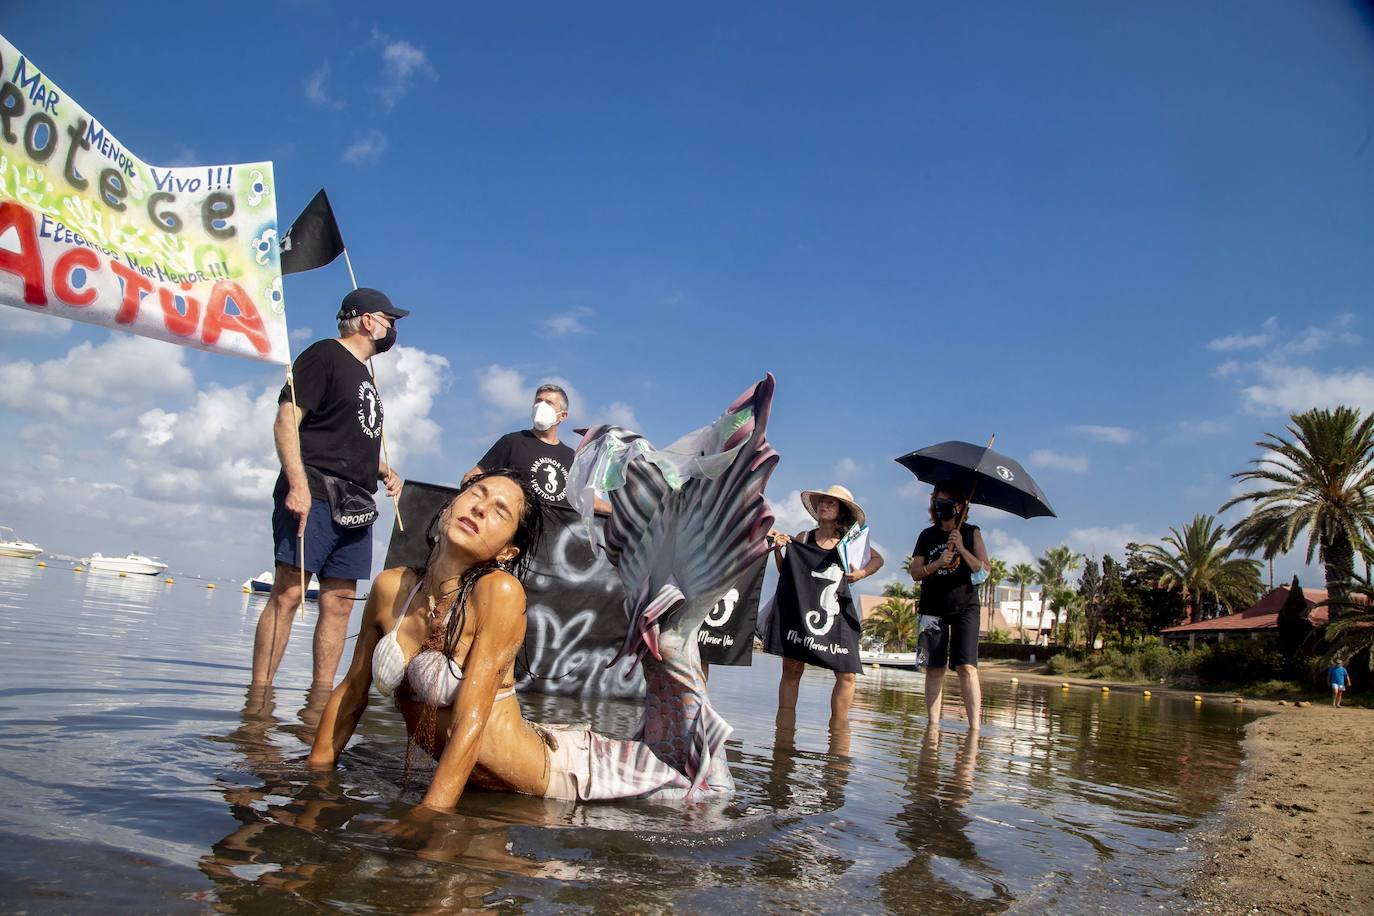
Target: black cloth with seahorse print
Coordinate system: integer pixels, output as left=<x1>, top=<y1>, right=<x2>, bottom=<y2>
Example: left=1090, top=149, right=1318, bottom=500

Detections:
left=759, top=539, right=863, bottom=673
left=477, top=430, right=576, bottom=512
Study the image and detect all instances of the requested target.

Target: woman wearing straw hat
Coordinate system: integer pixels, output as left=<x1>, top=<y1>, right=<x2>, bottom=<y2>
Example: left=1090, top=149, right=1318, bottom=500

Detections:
left=769, top=485, right=884, bottom=723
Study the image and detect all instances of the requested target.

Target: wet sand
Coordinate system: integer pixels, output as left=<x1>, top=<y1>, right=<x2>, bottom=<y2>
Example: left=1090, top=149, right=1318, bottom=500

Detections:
left=1183, top=703, right=1374, bottom=915
left=976, top=661, right=1374, bottom=913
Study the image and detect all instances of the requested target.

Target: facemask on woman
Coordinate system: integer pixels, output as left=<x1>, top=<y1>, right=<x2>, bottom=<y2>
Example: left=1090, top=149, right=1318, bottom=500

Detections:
left=532, top=401, right=559, bottom=431
left=932, top=497, right=959, bottom=522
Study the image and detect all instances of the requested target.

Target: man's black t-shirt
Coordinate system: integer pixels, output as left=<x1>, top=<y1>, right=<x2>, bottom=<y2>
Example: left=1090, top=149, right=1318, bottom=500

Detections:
left=913, top=523, right=980, bottom=616
left=276, top=339, right=382, bottom=499
left=478, top=431, right=575, bottom=511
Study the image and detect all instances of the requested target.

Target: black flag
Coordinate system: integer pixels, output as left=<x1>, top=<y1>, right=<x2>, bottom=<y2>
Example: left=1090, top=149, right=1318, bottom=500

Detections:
left=759, top=540, right=863, bottom=673
left=280, top=189, right=345, bottom=275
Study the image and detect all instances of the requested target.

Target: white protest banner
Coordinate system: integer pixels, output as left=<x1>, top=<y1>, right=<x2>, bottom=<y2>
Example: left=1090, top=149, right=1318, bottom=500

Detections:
left=0, top=33, right=288, bottom=364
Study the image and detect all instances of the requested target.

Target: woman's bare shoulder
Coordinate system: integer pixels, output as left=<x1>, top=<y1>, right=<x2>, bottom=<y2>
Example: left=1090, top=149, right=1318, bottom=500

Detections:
left=470, top=571, right=527, bottom=631
left=368, top=567, right=417, bottom=623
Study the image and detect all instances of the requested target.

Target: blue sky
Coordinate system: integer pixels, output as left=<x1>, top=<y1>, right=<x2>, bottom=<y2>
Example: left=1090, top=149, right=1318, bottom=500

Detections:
left=2, top=2, right=1372, bottom=591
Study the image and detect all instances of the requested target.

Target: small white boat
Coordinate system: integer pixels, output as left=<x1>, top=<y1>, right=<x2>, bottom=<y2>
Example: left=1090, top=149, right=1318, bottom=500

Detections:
left=243, top=570, right=319, bottom=600
left=88, top=553, right=168, bottom=576
left=0, top=527, right=43, bottom=560
left=860, top=650, right=921, bottom=670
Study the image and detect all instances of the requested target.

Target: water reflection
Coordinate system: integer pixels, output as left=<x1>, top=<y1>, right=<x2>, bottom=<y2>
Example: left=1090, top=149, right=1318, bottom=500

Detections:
left=880, top=726, right=1010, bottom=913
left=202, top=686, right=560, bottom=912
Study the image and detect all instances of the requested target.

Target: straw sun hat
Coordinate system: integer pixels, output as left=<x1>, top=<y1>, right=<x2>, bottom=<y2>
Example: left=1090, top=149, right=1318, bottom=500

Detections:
left=800, top=485, right=866, bottom=529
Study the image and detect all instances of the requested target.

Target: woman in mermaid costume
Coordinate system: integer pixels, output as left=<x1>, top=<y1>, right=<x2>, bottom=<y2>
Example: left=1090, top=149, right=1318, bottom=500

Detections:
left=308, top=376, right=778, bottom=809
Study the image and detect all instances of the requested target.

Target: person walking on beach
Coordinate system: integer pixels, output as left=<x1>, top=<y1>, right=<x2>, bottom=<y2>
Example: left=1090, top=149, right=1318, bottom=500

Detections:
left=250, top=288, right=406, bottom=690
left=766, top=485, right=884, bottom=725
left=908, top=480, right=989, bottom=730
left=1329, top=660, right=1351, bottom=708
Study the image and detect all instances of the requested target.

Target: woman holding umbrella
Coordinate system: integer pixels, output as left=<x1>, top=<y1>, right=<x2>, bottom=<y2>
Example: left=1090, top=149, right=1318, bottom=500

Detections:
left=908, top=480, right=990, bottom=729
left=897, top=441, right=1054, bottom=731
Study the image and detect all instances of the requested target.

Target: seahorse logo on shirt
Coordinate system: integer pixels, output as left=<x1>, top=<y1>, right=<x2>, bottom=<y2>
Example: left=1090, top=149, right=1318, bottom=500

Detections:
left=804, top=564, right=843, bottom=636
left=356, top=380, right=382, bottom=439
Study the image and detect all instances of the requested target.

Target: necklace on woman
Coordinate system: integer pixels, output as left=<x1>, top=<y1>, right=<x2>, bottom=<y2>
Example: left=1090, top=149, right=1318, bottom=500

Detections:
left=426, top=576, right=460, bottom=619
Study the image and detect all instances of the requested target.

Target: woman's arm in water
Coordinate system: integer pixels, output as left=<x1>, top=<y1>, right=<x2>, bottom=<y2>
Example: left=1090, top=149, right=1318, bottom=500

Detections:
left=307, top=567, right=406, bottom=768
left=419, top=572, right=527, bottom=811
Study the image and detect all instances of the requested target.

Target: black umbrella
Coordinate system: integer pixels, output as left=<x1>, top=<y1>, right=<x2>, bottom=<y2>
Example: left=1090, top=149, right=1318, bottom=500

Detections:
left=895, top=439, right=1056, bottom=519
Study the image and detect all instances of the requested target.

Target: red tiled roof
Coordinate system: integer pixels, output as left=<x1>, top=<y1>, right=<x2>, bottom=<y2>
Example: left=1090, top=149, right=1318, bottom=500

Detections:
left=1160, top=586, right=1332, bottom=634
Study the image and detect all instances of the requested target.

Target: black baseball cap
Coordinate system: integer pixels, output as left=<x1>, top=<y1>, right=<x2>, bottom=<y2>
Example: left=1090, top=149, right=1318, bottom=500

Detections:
left=337, top=287, right=410, bottom=321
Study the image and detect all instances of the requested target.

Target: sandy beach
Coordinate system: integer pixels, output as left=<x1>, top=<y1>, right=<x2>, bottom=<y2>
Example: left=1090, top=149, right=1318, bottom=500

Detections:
left=976, top=661, right=1374, bottom=914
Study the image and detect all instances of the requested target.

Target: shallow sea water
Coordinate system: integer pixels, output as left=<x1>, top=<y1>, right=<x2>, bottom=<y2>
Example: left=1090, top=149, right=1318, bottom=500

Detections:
left=0, top=557, right=1256, bottom=913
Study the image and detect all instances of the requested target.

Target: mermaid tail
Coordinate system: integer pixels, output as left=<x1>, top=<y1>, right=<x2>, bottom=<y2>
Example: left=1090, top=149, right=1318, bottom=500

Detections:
left=565, top=375, right=779, bottom=797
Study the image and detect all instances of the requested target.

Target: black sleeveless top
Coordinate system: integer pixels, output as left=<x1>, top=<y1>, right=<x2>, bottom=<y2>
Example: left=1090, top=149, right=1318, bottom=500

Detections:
left=912, top=523, right=980, bottom=616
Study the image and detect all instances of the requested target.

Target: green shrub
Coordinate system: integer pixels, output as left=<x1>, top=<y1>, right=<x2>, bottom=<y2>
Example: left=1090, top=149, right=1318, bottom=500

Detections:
left=987, top=627, right=1011, bottom=643
left=1047, top=654, right=1081, bottom=675
left=1193, top=639, right=1285, bottom=684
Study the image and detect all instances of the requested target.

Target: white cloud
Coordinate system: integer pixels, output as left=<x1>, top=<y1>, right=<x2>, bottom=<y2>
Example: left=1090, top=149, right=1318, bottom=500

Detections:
left=539, top=307, right=594, bottom=337
left=0, top=307, right=71, bottom=336
left=897, top=478, right=926, bottom=500
left=0, top=335, right=193, bottom=420
left=369, top=345, right=450, bottom=465
left=371, top=28, right=438, bottom=109
left=1067, top=524, right=1154, bottom=563
left=290, top=327, right=314, bottom=344
left=1237, top=364, right=1374, bottom=415
left=1028, top=449, right=1089, bottom=474
left=479, top=364, right=539, bottom=415
left=342, top=130, right=387, bottom=166
left=1176, top=418, right=1231, bottom=436
left=832, top=457, right=863, bottom=482
left=304, top=61, right=345, bottom=110
left=1207, top=316, right=1278, bottom=352
left=984, top=528, right=1035, bottom=566
left=1071, top=424, right=1134, bottom=445
left=767, top=489, right=813, bottom=535
left=586, top=401, right=640, bottom=431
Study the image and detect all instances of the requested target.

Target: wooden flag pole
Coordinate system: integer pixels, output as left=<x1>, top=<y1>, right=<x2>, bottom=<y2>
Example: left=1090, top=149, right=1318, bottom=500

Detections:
left=343, top=248, right=404, bottom=531
left=287, top=369, right=308, bottom=622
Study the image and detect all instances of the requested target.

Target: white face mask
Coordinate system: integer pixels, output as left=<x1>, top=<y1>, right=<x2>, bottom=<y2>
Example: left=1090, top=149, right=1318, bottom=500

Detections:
left=532, top=401, right=559, bottom=432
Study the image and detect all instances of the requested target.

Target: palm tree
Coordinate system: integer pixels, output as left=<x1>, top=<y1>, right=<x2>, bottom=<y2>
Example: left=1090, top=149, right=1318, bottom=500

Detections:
left=1135, top=514, right=1263, bottom=624
left=1051, top=585, right=1083, bottom=646
left=1317, top=571, right=1374, bottom=663
left=863, top=586, right=919, bottom=651
left=981, top=557, right=1008, bottom=635
left=1008, top=563, right=1037, bottom=644
left=1222, top=406, right=1374, bottom=616
left=1036, top=546, right=1081, bottom=644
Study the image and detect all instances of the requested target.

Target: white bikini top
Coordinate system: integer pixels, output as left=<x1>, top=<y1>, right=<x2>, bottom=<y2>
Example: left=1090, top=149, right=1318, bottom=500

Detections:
left=372, top=579, right=516, bottom=706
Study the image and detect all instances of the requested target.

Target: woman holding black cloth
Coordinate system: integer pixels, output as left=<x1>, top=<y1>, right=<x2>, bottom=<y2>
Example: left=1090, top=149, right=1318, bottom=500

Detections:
left=908, top=481, right=989, bottom=730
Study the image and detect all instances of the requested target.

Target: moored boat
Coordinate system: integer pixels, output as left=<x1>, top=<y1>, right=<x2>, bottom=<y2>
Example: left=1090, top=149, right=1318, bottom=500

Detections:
left=0, top=527, right=43, bottom=560
left=87, top=553, right=168, bottom=576
left=243, top=570, right=320, bottom=600
left=860, top=650, right=921, bottom=670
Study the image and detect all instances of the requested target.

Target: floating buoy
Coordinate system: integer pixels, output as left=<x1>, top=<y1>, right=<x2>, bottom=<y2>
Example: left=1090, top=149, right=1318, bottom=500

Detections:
left=1010, top=677, right=1019, bottom=684
left=1298, top=701, right=1312, bottom=708
left=1232, top=697, right=1244, bottom=704
left=119, top=572, right=127, bottom=578
left=206, top=583, right=216, bottom=589
left=1277, top=700, right=1289, bottom=706
left=1101, top=686, right=1110, bottom=692
left=1143, top=690, right=1152, bottom=698
left=242, top=586, right=251, bottom=593
left=73, top=566, right=84, bottom=573
left=36, top=561, right=46, bottom=568
left=165, top=577, right=174, bottom=584
left=1193, top=695, right=1203, bottom=702
left=1061, top=682, right=1070, bottom=689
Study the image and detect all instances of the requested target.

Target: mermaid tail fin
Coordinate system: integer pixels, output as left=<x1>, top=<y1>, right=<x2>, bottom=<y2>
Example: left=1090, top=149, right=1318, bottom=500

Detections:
left=566, top=375, right=779, bottom=794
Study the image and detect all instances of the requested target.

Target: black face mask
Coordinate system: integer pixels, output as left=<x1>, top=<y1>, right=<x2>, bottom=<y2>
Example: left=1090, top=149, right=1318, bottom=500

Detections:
left=932, top=498, right=959, bottom=521
left=373, top=323, right=397, bottom=354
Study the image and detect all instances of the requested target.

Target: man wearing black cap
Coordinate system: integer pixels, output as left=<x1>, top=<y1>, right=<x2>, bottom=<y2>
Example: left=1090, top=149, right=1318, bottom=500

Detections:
left=251, top=287, right=407, bottom=689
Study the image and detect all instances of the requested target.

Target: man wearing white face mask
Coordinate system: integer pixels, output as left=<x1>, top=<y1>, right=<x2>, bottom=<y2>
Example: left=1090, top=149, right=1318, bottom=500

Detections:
left=465, top=384, right=579, bottom=516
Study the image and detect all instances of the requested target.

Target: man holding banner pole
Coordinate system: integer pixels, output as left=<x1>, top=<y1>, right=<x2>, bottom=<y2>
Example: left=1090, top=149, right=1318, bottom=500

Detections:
left=250, top=288, right=406, bottom=689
